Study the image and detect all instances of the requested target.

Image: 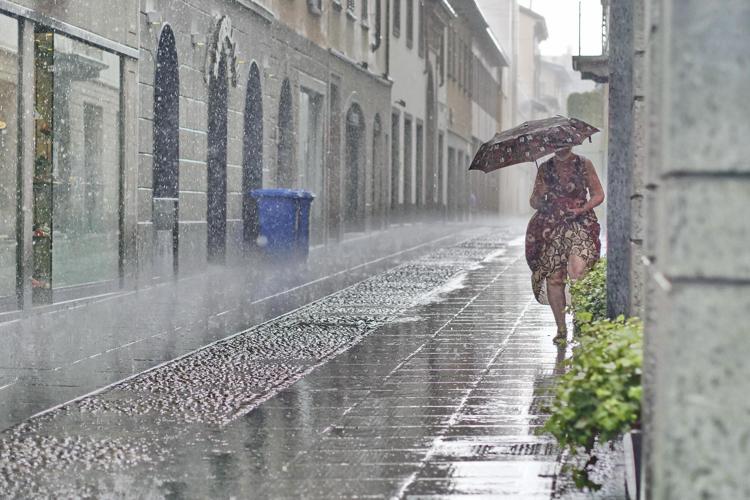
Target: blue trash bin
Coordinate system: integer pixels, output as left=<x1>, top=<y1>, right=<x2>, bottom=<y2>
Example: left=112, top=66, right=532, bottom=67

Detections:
left=251, top=188, right=315, bottom=260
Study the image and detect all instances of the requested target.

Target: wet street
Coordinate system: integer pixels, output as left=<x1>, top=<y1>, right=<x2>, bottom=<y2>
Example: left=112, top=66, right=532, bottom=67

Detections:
left=0, top=224, right=607, bottom=498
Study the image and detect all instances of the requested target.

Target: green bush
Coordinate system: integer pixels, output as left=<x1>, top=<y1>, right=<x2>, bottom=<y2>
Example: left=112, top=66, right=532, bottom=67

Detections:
left=569, top=258, right=607, bottom=327
left=541, top=316, right=643, bottom=490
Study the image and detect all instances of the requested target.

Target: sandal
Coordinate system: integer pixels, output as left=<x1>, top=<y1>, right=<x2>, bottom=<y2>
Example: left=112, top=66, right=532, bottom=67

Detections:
left=553, top=326, right=567, bottom=344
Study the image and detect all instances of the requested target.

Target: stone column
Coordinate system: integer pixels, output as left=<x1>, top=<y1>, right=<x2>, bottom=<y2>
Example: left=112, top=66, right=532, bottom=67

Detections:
left=645, top=1, right=750, bottom=497
left=629, top=0, right=649, bottom=319
left=605, top=0, right=633, bottom=317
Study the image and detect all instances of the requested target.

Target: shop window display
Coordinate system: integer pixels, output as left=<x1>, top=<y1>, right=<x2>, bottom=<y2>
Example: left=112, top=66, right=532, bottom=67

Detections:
left=0, top=14, right=18, bottom=308
left=33, top=30, right=121, bottom=302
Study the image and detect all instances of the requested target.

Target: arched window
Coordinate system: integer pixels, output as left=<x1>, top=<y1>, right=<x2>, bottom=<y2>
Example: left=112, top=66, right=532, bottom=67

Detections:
left=276, top=78, right=294, bottom=187
left=345, top=103, right=365, bottom=232
left=153, top=25, right=180, bottom=272
left=207, top=53, right=228, bottom=263
left=242, top=63, right=263, bottom=248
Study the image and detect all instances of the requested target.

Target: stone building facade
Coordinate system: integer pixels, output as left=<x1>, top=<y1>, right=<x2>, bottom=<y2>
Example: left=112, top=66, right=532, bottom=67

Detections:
left=0, top=0, right=519, bottom=317
left=137, top=0, right=393, bottom=279
left=577, top=0, right=750, bottom=497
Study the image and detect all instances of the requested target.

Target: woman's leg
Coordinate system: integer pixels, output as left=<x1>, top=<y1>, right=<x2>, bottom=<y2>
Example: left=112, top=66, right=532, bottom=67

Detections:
left=546, top=269, right=567, bottom=334
left=567, top=254, right=588, bottom=281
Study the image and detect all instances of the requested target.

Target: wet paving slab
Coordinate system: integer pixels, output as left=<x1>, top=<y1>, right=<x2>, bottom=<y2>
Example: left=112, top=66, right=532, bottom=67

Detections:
left=0, top=225, right=599, bottom=498
left=0, top=222, right=489, bottom=432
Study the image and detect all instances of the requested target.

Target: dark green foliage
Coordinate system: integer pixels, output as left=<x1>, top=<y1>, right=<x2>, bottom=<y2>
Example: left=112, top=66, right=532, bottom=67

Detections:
left=569, top=258, right=607, bottom=327
left=567, top=89, right=605, bottom=129
left=540, top=258, right=643, bottom=491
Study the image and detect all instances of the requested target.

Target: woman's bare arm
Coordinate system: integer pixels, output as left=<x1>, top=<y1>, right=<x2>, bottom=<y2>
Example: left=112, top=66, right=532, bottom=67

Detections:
left=529, top=169, right=547, bottom=210
left=579, top=158, right=605, bottom=212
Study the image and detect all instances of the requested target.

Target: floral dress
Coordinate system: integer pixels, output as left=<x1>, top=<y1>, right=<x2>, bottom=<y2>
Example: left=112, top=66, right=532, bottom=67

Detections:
left=525, top=155, right=601, bottom=304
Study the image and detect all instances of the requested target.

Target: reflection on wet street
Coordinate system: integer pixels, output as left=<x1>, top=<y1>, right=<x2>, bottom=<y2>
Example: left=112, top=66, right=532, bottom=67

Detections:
left=1, top=226, right=571, bottom=498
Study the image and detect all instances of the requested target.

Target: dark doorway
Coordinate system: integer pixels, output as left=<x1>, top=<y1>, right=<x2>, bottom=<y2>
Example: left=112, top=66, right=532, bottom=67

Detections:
left=437, top=132, right=444, bottom=207
left=242, top=63, right=263, bottom=248
left=207, top=54, right=228, bottom=263
left=416, top=121, right=424, bottom=208
left=276, top=78, right=294, bottom=187
left=153, top=25, right=180, bottom=275
left=327, top=81, right=342, bottom=240
left=425, top=68, right=437, bottom=208
left=403, top=116, right=412, bottom=208
left=390, top=112, right=400, bottom=212
left=344, top=103, right=365, bottom=232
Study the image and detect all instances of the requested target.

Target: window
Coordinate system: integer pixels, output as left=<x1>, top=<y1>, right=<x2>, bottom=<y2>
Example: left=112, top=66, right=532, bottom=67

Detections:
left=406, top=0, right=414, bottom=48
left=344, top=104, right=365, bottom=232
left=457, top=39, right=463, bottom=88
left=403, top=116, right=412, bottom=205
left=242, top=63, right=263, bottom=247
left=464, top=42, right=469, bottom=90
left=371, top=114, right=382, bottom=216
left=361, top=0, right=369, bottom=22
left=469, top=53, right=474, bottom=97
left=347, top=0, right=355, bottom=14
left=207, top=51, right=229, bottom=263
left=437, top=133, right=444, bottom=205
left=439, top=33, right=445, bottom=84
left=371, top=0, right=383, bottom=50
left=390, top=112, right=400, bottom=208
left=393, top=0, right=401, bottom=38
left=447, top=30, right=453, bottom=79
left=417, top=0, right=424, bottom=57
left=447, top=147, right=456, bottom=210
left=277, top=78, right=295, bottom=187
left=0, top=14, right=18, bottom=309
left=153, top=25, right=180, bottom=275
left=415, top=121, right=423, bottom=206
left=33, top=30, right=122, bottom=301
left=307, top=0, right=322, bottom=15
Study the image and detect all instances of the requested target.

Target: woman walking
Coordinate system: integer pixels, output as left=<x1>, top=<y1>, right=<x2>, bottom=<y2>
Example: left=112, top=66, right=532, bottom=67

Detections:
left=526, top=146, right=604, bottom=342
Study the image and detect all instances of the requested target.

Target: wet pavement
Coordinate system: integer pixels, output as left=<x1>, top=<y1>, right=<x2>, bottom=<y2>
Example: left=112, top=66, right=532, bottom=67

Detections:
left=0, top=224, right=623, bottom=498
left=0, top=221, right=489, bottom=431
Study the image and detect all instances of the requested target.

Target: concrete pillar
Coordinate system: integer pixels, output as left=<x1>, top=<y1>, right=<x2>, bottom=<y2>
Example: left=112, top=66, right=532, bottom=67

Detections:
left=645, top=1, right=750, bottom=497
left=629, top=0, right=649, bottom=319
left=605, top=0, right=633, bottom=318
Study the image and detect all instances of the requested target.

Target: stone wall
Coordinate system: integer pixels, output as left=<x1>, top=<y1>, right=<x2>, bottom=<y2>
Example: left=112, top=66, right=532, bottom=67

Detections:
left=635, top=1, right=750, bottom=497
left=136, top=0, right=391, bottom=279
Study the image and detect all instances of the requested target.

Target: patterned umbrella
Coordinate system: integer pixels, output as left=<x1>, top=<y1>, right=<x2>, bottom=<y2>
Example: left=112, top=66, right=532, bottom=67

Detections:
left=468, top=116, right=599, bottom=173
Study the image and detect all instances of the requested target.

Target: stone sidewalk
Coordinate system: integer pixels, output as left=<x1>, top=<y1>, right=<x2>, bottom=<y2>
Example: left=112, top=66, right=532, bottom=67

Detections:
left=0, top=227, right=596, bottom=499
left=252, top=235, right=564, bottom=498
left=0, top=220, right=499, bottom=431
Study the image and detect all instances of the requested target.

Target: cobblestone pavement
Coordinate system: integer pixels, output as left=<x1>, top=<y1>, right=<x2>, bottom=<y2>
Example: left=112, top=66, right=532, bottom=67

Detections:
left=0, top=226, right=622, bottom=498
left=0, top=222, right=477, bottom=431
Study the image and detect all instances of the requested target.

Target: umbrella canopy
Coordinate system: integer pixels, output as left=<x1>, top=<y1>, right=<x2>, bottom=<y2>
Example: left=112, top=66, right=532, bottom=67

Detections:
left=469, top=116, right=599, bottom=173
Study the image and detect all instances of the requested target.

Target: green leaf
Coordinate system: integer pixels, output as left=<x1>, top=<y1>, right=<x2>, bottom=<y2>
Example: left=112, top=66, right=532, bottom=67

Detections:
left=541, top=261, right=644, bottom=492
